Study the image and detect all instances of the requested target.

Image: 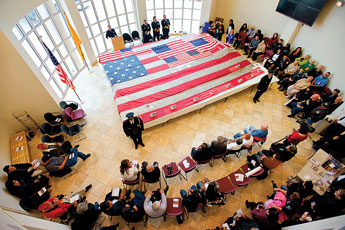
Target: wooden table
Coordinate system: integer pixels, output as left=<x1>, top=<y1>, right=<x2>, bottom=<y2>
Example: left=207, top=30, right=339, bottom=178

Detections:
left=10, top=131, right=30, bottom=164
left=111, top=35, right=125, bottom=50
left=297, top=149, right=344, bottom=195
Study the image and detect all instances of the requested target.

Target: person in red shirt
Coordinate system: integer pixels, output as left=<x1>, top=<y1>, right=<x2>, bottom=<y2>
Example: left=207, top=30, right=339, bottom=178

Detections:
left=284, top=126, right=309, bottom=145
left=39, top=196, right=71, bottom=219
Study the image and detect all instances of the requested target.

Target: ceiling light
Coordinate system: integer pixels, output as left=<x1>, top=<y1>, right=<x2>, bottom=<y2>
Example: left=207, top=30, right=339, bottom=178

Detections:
left=336, top=0, right=344, bottom=7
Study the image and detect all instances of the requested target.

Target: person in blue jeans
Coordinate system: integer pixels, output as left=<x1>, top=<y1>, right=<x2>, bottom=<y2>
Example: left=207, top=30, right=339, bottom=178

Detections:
left=65, top=147, right=91, bottom=168
left=234, top=124, right=269, bottom=139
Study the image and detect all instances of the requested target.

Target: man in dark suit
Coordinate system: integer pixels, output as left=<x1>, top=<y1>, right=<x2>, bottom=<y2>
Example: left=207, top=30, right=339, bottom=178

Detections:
left=123, top=112, right=144, bottom=149
left=151, top=16, right=160, bottom=41
left=105, top=25, right=117, bottom=39
left=161, top=15, right=170, bottom=39
left=141, top=20, right=151, bottom=43
left=210, top=136, right=227, bottom=156
left=190, top=143, right=212, bottom=162
left=253, top=70, right=274, bottom=103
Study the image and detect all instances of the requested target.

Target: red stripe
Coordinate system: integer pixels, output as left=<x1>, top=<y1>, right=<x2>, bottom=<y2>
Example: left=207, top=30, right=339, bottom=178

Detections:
left=117, top=59, right=251, bottom=112
left=116, top=52, right=241, bottom=97
left=135, top=49, right=153, bottom=56
left=137, top=68, right=264, bottom=123
left=146, top=64, right=170, bottom=74
left=140, top=56, right=161, bottom=64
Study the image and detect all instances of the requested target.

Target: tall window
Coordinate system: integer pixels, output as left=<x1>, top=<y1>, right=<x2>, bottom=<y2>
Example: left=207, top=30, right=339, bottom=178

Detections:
left=145, top=0, right=202, bottom=34
left=75, top=0, right=139, bottom=57
left=12, top=0, right=85, bottom=99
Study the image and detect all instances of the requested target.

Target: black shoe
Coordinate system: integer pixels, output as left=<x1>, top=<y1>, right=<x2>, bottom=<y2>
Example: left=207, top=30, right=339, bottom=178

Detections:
left=84, top=154, right=91, bottom=160
left=253, top=98, right=257, bottom=103
left=287, top=114, right=294, bottom=117
left=243, top=52, right=248, bottom=55
left=74, top=144, right=80, bottom=149
left=140, top=143, right=145, bottom=147
left=85, top=184, right=92, bottom=192
left=135, top=145, right=138, bottom=149
left=164, top=185, right=169, bottom=194
left=47, top=184, right=52, bottom=189
left=114, top=222, right=119, bottom=228
left=245, top=200, right=249, bottom=208
left=125, top=189, right=131, bottom=200
left=257, top=99, right=260, bottom=102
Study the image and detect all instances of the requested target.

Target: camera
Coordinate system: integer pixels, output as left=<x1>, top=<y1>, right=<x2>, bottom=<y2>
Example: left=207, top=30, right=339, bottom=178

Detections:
left=296, top=120, right=315, bottom=133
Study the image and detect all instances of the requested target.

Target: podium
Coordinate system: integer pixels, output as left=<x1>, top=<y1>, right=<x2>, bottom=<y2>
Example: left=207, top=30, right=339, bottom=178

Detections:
left=112, top=35, right=125, bottom=50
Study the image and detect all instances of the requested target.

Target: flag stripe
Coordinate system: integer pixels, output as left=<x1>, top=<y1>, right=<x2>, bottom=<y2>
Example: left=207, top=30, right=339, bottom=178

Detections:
left=135, top=68, right=264, bottom=123
left=115, top=51, right=241, bottom=97
left=146, top=64, right=170, bottom=74
left=117, top=59, right=251, bottom=112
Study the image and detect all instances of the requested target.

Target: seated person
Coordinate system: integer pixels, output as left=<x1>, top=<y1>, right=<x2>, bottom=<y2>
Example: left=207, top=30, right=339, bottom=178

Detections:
left=282, top=43, right=291, bottom=55
left=329, top=173, right=345, bottom=193
left=3, top=163, right=41, bottom=180
left=288, top=94, right=321, bottom=118
left=301, top=59, right=316, bottom=73
left=284, top=126, right=309, bottom=145
left=197, top=178, right=225, bottom=205
left=288, top=47, right=302, bottom=62
left=233, top=29, right=248, bottom=49
left=283, top=180, right=314, bottom=200
left=323, top=113, right=345, bottom=136
left=266, top=33, right=279, bottom=50
left=120, top=159, right=139, bottom=182
left=309, top=72, right=330, bottom=91
left=312, top=132, right=345, bottom=159
left=223, top=211, right=259, bottom=230
left=226, top=138, right=243, bottom=152
left=244, top=35, right=260, bottom=57
left=278, top=60, right=299, bottom=81
left=269, top=55, right=290, bottom=75
left=211, top=136, right=227, bottom=156
left=191, top=143, right=212, bottom=162
left=285, top=87, right=313, bottom=107
left=286, top=76, right=313, bottom=97
left=272, top=39, right=284, bottom=53
left=279, top=68, right=306, bottom=91
left=251, top=151, right=283, bottom=170
left=324, top=88, right=340, bottom=104
left=234, top=124, right=269, bottom=139
left=270, top=143, right=297, bottom=162
left=144, top=189, right=168, bottom=218
left=314, top=189, right=345, bottom=218
left=249, top=206, right=280, bottom=229
left=251, top=40, right=267, bottom=61
left=296, top=55, right=310, bottom=67
left=241, top=133, right=254, bottom=148
left=180, top=185, right=206, bottom=212
left=308, top=65, right=324, bottom=80
left=264, top=48, right=282, bottom=69
left=329, top=96, right=343, bottom=113
left=246, top=26, right=256, bottom=39
left=121, top=190, right=146, bottom=223
left=307, top=102, right=330, bottom=125
left=39, top=184, right=92, bottom=219
left=5, top=175, right=49, bottom=198
left=141, top=161, right=160, bottom=181
left=41, top=147, right=90, bottom=173
left=100, top=190, right=127, bottom=216
left=71, top=201, right=101, bottom=230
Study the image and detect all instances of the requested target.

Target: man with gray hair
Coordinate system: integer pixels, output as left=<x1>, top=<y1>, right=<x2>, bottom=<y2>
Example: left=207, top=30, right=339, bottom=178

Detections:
left=211, top=136, right=228, bottom=156
left=144, top=189, right=167, bottom=218
left=72, top=200, right=101, bottom=229
left=234, top=124, right=269, bottom=139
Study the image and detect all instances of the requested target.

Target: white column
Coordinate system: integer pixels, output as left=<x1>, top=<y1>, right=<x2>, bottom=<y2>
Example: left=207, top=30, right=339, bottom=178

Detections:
left=200, top=0, right=213, bottom=26
left=280, top=19, right=303, bottom=44
left=135, top=0, right=148, bottom=35
left=59, top=0, right=97, bottom=66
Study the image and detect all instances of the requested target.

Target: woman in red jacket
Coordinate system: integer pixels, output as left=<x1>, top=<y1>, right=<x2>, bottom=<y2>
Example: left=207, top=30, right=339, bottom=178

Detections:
left=39, top=196, right=71, bottom=219
left=267, top=33, right=278, bottom=50
left=285, top=126, right=309, bottom=145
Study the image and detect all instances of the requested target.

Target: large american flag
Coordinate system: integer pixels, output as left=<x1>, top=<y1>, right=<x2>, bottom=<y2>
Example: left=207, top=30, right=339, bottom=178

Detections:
left=41, top=40, right=75, bottom=90
left=99, top=34, right=264, bottom=126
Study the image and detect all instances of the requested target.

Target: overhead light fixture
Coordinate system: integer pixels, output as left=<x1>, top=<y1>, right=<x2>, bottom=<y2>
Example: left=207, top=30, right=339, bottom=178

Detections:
left=336, top=0, right=344, bottom=7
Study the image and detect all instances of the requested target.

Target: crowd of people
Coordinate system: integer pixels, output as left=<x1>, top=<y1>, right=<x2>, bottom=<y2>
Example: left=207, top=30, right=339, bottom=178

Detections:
left=2, top=17, right=345, bottom=230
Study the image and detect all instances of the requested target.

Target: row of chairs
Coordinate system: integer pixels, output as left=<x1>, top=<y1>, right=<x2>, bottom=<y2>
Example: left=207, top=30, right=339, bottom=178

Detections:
left=123, top=31, right=140, bottom=46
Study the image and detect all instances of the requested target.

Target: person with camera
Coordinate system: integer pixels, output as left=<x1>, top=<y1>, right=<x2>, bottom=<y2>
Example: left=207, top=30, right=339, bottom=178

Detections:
left=144, top=188, right=168, bottom=218
left=120, top=159, right=139, bottom=182
left=190, top=143, right=212, bottom=162
left=284, top=125, right=309, bottom=146
left=288, top=94, right=321, bottom=118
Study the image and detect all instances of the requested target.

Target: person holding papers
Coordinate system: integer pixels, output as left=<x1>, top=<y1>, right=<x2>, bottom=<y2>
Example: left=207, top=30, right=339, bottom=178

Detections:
left=100, top=189, right=127, bottom=216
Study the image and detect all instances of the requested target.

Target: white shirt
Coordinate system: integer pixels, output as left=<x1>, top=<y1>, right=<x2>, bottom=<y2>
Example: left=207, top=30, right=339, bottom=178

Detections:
left=121, top=165, right=139, bottom=181
left=227, top=142, right=242, bottom=150
left=242, top=136, right=254, bottom=148
left=337, top=115, right=345, bottom=127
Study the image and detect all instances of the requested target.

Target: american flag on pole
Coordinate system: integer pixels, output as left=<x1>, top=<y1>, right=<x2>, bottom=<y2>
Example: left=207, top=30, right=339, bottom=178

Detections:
left=99, top=34, right=265, bottom=127
left=41, top=39, right=75, bottom=90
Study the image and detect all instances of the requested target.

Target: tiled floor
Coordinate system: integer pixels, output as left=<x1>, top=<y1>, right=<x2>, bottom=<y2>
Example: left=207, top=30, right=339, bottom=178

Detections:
left=29, top=48, right=319, bottom=229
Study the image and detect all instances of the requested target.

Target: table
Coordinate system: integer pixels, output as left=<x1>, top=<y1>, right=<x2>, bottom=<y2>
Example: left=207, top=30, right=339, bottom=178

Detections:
left=10, top=131, right=30, bottom=164
left=297, top=149, right=345, bottom=195
left=111, top=35, right=125, bottom=50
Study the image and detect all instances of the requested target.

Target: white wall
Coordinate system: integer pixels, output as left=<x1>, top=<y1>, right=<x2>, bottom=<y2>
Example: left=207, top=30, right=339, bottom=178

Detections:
left=293, top=0, right=345, bottom=93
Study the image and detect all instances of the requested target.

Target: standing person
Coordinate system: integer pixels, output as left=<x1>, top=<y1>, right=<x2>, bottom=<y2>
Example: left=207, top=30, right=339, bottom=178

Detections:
left=227, top=29, right=235, bottom=45
left=216, top=22, right=224, bottom=41
left=105, top=25, right=117, bottom=39
left=141, top=20, right=151, bottom=43
left=151, top=16, right=160, bottom=41
left=226, top=19, right=234, bottom=41
left=253, top=70, right=274, bottom=103
left=123, top=112, right=144, bottom=149
left=161, top=15, right=170, bottom=39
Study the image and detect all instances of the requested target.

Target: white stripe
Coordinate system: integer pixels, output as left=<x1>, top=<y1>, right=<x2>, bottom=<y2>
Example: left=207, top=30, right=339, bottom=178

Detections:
left=116, top=54, right=244, bottom=104
left=144, top=60, right=167, bottom=69
left=137, top=51, right=157, bottom=60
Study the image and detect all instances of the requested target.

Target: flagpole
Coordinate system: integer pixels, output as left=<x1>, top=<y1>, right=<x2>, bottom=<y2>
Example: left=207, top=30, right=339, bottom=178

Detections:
left=73, top=88, right=84, bottom=104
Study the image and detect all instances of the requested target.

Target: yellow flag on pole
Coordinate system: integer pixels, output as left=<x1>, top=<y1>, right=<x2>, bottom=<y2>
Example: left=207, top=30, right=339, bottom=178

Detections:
left=64, top=13, right=85, bottom=62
